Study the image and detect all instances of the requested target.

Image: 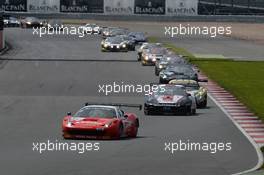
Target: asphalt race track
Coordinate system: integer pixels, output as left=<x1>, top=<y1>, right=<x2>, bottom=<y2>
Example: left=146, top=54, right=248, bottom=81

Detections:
left=0, top=27, right=259, bottom=175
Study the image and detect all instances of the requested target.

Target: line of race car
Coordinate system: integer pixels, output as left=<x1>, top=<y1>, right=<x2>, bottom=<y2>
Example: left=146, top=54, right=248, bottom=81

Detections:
left=3, top=16, right=208, bottom=140
left=63, top=25, right=209, bottom=140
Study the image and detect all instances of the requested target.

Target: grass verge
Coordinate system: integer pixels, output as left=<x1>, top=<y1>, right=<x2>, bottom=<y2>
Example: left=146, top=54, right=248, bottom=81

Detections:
left=193, top=60, right=264, bottom=121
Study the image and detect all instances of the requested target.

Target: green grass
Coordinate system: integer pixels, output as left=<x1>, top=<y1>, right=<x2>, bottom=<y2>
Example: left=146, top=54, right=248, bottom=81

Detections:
left=147, top=36, right=231, bottom=61
left=193, top=60, right=264, bottom=120
left=148, top=36, right=264, bottom=121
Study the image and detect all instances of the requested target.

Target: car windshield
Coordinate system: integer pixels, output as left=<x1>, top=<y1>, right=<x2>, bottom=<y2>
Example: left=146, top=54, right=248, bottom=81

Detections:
left=149, top=48, right=167, bottom=55
left=26, top=17, right=38, bottom=21
left=120, top=35, right=128, bottom=40
left=74, top=107, right=117, bottom=118
left=155, top=86, right=186, bottom=96
left=172, top=83, right=199, bottom=91
left=111, top=30, right=126, bottom=35
left=185, top=85, right=200, bottom=91
left=106, top=37, right=123, bottom=43
left=49, top=20, right=62, bottom=25
left=167, top=66, right=193, bottom=73
left=130, top=32, right=144, bottom=36
left=10, top=17, right=17, bottom=21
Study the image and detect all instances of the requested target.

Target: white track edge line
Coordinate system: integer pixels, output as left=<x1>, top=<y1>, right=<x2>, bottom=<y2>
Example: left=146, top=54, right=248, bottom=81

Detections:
left=208, top=93, right=263, bottom=175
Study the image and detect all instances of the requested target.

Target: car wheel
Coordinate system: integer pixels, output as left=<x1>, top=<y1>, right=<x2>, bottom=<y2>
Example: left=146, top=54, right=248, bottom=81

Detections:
left=62, top=133, right=70, bottom=139
left=199, top=99, right=207, bottom=108
left=144, top=109, right=151, bottom=115
left=191, top=108, right=196, bottom=115
left=159, top=78, right=166, bottom=84
left=118, top=124, right=124, bottom=138
left=185, top=106, right=192, bottom=116
left=155, top=68, right=159, bottom=76
left=131, top=119, right=139, bottom=138
left=137, top=55, right=141, bottom=61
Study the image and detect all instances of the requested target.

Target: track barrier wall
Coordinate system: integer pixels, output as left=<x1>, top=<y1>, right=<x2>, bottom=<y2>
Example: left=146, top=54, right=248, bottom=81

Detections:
left=0, top=0, right=198, bottom=16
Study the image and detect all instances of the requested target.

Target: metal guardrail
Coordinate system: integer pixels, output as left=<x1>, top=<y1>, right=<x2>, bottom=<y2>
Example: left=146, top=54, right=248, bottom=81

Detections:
left=199, top=0, right=264, bottom=15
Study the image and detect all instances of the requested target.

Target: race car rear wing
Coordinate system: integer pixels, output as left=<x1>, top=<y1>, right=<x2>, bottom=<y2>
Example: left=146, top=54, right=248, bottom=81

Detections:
left=84, top=102, right=142, bottom=110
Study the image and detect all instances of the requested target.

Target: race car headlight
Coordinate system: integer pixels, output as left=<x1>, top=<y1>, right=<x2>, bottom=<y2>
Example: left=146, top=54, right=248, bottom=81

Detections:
left=67, top=119, right=72, bottom=127
left=26, top=22, right=31, bottom=24
left=144, top=56, right=149, bottom=60
left=104, top=122, right=112, bottom=128
left=117, top=45, right=120, bottom=48
left=104, top=43, right=108, bottom=47
left=122, top=44, right=126, bottom=48
left=152, top=58, right=156, bottom=61
left=147, top=98, right=158, bottom=104
left=160, top=73, right=167, bottom=78
left=199, top=91, right=204, bottom=96
left=159, top=65, right=163, bottom=69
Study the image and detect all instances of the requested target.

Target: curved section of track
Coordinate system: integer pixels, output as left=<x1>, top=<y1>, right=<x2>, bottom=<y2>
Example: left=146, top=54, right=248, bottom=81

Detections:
left=0, top=28, right=259, bottom=175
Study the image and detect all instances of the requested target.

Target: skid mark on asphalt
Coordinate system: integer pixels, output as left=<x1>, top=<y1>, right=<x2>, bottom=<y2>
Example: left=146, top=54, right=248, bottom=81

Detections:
left=199, top=72, right=264, bottom=147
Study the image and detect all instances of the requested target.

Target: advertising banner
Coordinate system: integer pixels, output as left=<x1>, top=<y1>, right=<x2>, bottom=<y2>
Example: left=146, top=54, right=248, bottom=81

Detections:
left=28, top=0, right=59, bottom=13
left=60, top=0, right=104, bottom=13
left=0, top=0, right=27, bottom=12
left=134, top=0, right=165, bottom=15
left=104, top=0, right=134, bottom=15
left=166, top=0, right=198, bottom=16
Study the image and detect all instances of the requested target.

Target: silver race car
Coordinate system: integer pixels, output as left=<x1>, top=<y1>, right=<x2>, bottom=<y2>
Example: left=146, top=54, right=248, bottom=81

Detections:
left=169, top=79, right=207, bottom=108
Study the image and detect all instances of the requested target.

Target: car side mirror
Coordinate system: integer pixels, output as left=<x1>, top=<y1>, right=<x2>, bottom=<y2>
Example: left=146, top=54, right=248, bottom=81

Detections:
left=120, top=110, right=125, bottom=116
left=187, top=93, right=191, bottom=97
left=198, top=79, right=208, bottom=82
left=124, top=115, right=128, bottom=118
left=67, top=112, right=72, bottom=116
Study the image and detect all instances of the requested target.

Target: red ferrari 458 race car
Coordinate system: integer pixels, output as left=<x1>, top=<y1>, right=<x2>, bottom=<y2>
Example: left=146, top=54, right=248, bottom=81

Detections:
left=62, top=103, right=141, bottom=139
